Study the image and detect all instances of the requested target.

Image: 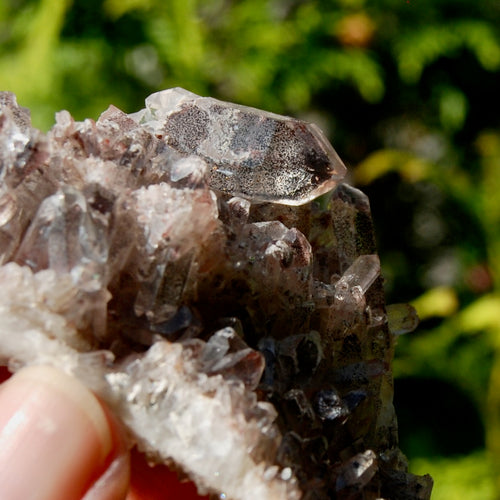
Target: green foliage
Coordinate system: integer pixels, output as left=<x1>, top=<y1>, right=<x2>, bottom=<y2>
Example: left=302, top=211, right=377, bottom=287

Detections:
left=437, top=85, right=468, bottom=132
left=411, top=451, right=495, bottom=500
left=0, top=0, right=388, bottom=128
left=1, top=1, right=500, bottom=498
left=394, top=21, right=500, bottom=84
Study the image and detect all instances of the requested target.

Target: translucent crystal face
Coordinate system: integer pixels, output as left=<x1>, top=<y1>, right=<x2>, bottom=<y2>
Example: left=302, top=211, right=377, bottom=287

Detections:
left=130, top=88, right=347, bottom=205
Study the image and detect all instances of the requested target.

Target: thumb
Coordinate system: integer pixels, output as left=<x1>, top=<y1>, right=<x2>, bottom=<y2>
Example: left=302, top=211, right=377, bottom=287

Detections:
left=0, top=365, right=126, bottom=500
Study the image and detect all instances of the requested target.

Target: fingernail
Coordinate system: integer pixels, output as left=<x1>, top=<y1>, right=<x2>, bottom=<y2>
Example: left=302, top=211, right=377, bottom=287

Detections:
left=0, top=365, right=113, bottom=500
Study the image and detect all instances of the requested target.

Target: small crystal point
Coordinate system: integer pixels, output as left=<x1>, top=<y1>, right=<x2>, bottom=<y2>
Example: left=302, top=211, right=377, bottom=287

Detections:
left=386, top=303, right=419, bottom=335
left=335, top=254, right=380, bottom=300
left=335, top=450, right=378, bottom=491
left=129, top=88, right=347, bottom=205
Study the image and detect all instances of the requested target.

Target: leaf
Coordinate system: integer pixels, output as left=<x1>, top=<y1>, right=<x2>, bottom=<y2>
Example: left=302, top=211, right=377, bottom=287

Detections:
left=438, top=86, right=468, bottom=132
left=394, top=21, right=500, bottom=83
left=353, top=149, right=431, bottom=185
left=456, top=294, right=500, bottom=336
left=104, top=0, right=154, bottom=18
left=410, top=452, right=495, bottom=500
left=411, top=286, right=459, bottom=321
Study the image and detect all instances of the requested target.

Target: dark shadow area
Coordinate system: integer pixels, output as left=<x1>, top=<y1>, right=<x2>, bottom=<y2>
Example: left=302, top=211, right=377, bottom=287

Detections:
left=394, top=377, right=485, bottom=459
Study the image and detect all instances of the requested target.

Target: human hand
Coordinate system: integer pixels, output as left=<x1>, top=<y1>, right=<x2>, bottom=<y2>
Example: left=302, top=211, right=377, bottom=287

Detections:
left=0, top=366, right=207, bottom=500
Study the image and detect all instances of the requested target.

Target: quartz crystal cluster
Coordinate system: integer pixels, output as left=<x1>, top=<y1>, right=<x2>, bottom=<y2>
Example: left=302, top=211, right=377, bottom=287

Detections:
left=0, top=89, right=432, bottom=499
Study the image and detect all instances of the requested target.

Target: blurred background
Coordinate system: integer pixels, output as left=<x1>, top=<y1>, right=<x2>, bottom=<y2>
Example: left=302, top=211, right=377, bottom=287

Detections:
left=1, top=0, right=499, bottom=497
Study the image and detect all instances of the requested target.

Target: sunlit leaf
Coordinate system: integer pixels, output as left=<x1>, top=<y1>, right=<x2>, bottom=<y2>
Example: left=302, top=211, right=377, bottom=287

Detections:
left=438, top=86, right=468, bottom=132
left=411, top=286, right=459, bottom=320
left=353, top=149, right=431, bottom=185
left=104, top=0, right=154, bottom=18
left=411, top=451, right=495, bottom=500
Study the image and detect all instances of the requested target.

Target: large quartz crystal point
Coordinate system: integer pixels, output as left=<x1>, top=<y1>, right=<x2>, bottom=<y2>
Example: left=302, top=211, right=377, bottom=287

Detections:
left=0, top=89, right=432, bottom=500
left=130, top=88, right=347, bottom=205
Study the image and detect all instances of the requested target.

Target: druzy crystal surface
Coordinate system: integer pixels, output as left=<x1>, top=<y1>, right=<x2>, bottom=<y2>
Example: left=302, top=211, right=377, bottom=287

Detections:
left=0, top=90, right=432, bottom=499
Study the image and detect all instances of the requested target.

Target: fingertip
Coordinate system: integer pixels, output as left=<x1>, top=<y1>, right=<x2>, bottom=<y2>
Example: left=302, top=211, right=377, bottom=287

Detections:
left=83, top=453, right=131, bottom=500
left=83, top=400, right=131, bottom=500
left=0, top=365, right=115, bottom=500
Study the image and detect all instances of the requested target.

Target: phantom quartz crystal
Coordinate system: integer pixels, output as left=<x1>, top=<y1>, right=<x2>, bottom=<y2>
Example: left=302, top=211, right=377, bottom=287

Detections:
left=130, top=87, right=347, bottom=205
left=0, top=89, right=432, bottom=499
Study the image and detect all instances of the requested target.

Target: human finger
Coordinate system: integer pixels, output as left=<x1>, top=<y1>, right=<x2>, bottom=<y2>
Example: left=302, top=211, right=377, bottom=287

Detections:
left=0, top=365, right=116, bottom=500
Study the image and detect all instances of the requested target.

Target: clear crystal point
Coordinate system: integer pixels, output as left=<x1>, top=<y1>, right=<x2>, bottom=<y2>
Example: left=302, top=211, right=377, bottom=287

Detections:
left=130, top=88, right=347, bottom=205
